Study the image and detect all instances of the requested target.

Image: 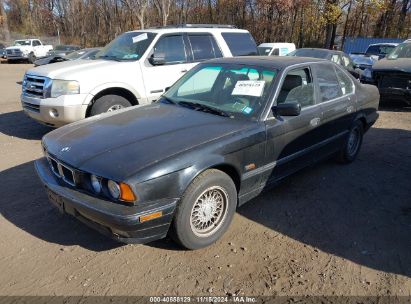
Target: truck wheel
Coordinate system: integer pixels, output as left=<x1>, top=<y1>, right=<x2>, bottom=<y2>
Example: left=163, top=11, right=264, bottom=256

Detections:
left=170, top=169, right=237, bottom=250
left=28, top=53, right=36, bottom=64
left=336, top=120, right=364, bottom=164
left=90, top=95, right=132, bottom=116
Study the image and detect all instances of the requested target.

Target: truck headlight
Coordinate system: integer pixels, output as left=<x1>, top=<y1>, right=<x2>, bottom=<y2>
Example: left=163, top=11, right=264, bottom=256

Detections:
left=51, top=80, right=80, bottom=98
left=362, top=68, right=372, bottom=80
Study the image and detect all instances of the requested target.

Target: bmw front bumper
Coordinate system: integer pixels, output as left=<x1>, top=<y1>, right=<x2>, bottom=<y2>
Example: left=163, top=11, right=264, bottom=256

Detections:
left=35, top=158, right=177, bottom=244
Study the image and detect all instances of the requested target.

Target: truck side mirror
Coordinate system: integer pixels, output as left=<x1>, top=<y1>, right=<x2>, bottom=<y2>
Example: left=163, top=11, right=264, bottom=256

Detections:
left=149, top=52, right=166, bottom=66
left=272, top=102, right=301, bottom=117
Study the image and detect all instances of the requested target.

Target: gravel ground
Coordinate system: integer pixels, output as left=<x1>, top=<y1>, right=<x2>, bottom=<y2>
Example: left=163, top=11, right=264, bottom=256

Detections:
left=0, top=63, right=410, bottom=297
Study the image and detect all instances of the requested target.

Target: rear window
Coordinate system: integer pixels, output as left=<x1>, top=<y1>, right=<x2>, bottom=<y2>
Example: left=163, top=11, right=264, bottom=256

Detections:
left=221, top=32, right=257, bottom=56
left=188, top=34, right=222, bottom=61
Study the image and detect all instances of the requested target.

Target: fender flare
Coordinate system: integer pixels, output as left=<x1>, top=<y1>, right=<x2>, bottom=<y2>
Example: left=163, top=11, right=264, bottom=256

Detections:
left=82, top=82, right=142, bottom=106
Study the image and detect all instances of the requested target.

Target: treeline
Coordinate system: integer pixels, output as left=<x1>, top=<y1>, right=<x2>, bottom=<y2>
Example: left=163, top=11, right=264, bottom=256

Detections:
left=0, top=0, right=410, bottom=48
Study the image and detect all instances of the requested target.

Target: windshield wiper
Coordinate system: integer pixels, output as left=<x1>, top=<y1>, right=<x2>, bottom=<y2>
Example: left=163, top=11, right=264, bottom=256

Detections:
left=178, top=101, right=231, bottom=118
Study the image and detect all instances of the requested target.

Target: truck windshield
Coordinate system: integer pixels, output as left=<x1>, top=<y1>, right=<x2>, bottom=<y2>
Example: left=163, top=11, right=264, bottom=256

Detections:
left=387, top=43, right=411, bottom=59
left=95, top=32, right=156, bottom=61
left=14, top=40, right=31, bottom=46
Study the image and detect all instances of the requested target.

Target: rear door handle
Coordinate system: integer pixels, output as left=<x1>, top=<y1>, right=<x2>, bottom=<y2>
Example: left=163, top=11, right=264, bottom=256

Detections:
left=181, top=69, right=188, bottom=73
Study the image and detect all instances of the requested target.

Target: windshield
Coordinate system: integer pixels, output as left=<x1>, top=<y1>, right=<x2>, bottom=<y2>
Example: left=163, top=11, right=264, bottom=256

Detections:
left=14, top=40, right=31, bottom=46
left=387, top=43, right=411, bottom=59
left=161, top=63, right=278, bottom=121
left=366, top=45, right=396, bottom=56
left=288, top=49, right=329, bottom=59
left=257, top=47, right=273, bottom=55
left=66, top=49, right=87, bottom=59
left=95, top=32, right=156, bottom=61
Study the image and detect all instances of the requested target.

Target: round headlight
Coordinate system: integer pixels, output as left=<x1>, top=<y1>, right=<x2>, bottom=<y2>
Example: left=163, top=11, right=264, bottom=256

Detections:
left=108, top=180, right=120, bottom=199
left=90, top=175, right=101, bottom=193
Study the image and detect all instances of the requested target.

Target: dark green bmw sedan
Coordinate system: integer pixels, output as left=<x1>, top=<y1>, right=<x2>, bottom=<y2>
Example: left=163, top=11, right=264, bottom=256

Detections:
left=35, top=56, right=379, bottom=249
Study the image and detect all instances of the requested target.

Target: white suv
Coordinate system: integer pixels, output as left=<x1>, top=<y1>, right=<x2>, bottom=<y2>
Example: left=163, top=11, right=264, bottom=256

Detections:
left=21, top=25, right=257, bottom=127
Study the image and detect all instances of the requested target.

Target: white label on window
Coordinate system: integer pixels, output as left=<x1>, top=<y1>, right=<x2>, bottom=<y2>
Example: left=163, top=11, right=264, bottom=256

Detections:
left=132, top=33, right=148, bottom=44
left=232, top=80, right=265, bottom=97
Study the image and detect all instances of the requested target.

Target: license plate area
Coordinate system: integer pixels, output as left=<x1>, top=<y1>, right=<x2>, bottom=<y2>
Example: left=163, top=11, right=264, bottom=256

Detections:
left=46, top=188, right=65, bottom=213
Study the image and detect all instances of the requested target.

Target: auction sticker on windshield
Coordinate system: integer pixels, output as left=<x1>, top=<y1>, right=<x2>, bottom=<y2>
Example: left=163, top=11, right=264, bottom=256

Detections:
left=132, top=33, right=148, bottom=44
left=232, top=80, right=265, bottom=97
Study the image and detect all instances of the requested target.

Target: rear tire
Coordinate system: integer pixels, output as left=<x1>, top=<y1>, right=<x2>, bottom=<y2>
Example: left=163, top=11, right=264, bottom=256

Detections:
left=90, top=94, right=132, bottom=116
left=336, top=120, right=364, bottom=164
left=171, top=169, right=237, bottom=250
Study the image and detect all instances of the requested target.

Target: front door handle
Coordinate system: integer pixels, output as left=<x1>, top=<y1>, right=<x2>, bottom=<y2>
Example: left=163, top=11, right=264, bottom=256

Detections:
left=310, top=117, right=321, bottom=127
left=181, top=69, right=188, bottom=73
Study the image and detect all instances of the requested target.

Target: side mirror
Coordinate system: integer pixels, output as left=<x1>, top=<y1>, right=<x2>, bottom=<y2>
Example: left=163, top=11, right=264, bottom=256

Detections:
left=149, top=52, right=166, bottom=65
left=272, top=102, right=301, bottom=117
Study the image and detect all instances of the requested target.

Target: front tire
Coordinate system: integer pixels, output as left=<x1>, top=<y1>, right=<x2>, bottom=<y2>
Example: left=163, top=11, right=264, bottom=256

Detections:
left=171, top=169, right=237, bottom=250
left=28, top=52, right=36, bottom=64
left=90, top=94, right=132, bottom=116
left=336, top=120, right=364, bottom=164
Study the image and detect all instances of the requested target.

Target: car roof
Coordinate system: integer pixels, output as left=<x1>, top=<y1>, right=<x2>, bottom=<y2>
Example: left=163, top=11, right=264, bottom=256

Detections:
left=259, top=43, right=295, bottom=47
left=368, top=43, right=399, bottom=46
left=206, top=56, right=325, bottom=69
left=125, top=27, right=249, bottom=35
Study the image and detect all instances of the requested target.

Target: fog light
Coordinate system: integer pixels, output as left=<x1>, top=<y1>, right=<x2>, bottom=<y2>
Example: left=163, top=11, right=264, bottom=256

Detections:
left=90, top=175, right=101, bottom=193
left=49, top=108, right=59, bottom=118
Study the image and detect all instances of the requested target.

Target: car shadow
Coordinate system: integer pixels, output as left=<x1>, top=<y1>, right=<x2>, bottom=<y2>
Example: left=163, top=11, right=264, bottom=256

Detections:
left=1, top=128, right=410, bottom=266
left=238, top=127, right=411, bottom=278
left=379, top=101, right=411, bottom=112
left=0, top=110, right=52, bottom=140
left=0, top=160, right=121, bottom=252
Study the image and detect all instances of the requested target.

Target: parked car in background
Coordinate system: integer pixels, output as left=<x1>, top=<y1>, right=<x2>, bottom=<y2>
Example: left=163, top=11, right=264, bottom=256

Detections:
left=6, top=39, right=53, bottom=63
left=287, top=48, right=361, bottom=78
left=257, top=43, right=295, bottom=56
left=46, top=45, right=81, bottom=57
left=21, top=24, right=258, bottom=127
left=350, top=43, right=399, bottom=83
left=35, top=56, right=379, bottom=249
left=371, top=41, right=411, bottom=105
left=34, top=48, right=101, bottom=66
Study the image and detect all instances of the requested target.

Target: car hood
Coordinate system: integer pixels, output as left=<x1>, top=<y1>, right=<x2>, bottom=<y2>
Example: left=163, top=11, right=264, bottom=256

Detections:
left=25, top=58, right=128, bottom=80
left=372, top=58, right=411, bottom=73
left=43, top=103, right=254, bottom=181
left=351, top=54, right=377, bottom=66
left=6, top=46, right=30, bottom=52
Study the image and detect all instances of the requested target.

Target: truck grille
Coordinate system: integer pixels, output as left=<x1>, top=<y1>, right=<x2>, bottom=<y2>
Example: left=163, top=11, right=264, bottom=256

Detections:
left=22, top=74, right=50, bottom=98
left=47, top=155, right=77, bottom=186
left=6, top=49, right=22, bottom=56
left=377, top=73, right=411, bottom=89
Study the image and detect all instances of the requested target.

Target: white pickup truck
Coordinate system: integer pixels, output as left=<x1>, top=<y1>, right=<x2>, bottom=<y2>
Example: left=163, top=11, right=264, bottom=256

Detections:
left=21, top=25, right=258, bottom=127
left=6, top=39, right=53, bottom=63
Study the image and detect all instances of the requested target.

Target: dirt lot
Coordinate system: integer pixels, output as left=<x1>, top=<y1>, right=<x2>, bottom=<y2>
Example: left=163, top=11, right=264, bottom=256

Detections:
left=0, top=63, right=410, bottom=297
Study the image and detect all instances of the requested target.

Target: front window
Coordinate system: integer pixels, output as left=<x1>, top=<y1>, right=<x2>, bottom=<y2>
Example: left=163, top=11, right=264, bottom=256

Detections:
left=161, top=64, right=278, bottom=121
left=95, top=32, right=156, bottom=61
left=387, top=43, right=411, bottom=59
left=14, top=40, right=31, bottom=46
